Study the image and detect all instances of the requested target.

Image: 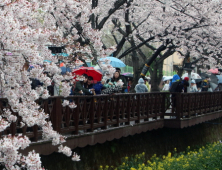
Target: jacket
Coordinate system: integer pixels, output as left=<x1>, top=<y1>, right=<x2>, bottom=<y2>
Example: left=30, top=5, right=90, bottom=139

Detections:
left=73, top=81, right=92, bottom=95
left=135, top=78, right=148, bottom=93
left=190, top=85, right=198, bottom=92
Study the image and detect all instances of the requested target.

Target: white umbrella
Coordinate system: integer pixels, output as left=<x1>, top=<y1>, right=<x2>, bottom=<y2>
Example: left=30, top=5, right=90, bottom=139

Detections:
left=182, top=73, right=201, bottom=80
left=162, top=76, right=173, bottom=82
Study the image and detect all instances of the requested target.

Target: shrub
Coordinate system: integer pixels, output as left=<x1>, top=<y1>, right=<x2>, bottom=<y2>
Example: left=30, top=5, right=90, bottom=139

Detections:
left=99, top=141, right=222, bottom=170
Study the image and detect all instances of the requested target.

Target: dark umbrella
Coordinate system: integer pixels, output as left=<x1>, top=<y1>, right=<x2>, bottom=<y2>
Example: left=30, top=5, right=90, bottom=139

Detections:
left=200, top=73, right=218, bottom=84
left=122, top=72, right=133, bottom=77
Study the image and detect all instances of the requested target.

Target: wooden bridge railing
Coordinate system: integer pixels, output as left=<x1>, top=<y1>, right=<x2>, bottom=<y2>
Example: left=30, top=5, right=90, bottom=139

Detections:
left=0, top=93, right=167, bottom=142
left=169, top=92, right=222, bottom=120
left=0, top=92, right=222, bottom=142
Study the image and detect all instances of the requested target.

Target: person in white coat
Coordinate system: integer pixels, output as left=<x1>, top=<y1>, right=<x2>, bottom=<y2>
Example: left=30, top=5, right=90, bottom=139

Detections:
left=135, top=78, right=149, bottom=93
left=190, top=80, right=198, bottom=92
left=162, top=80, right=170, bottom=91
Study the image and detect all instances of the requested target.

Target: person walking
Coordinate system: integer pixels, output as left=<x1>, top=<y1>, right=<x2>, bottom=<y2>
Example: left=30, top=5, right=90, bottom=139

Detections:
left=182, top=77, right=189, bottom=93
left=162, top=80, right=170, bottom=91
left=190, top=80, right=198, bottom=92
left=135, top=78, right=149, bottom=93
left=202, top=77, right=210, bottom=92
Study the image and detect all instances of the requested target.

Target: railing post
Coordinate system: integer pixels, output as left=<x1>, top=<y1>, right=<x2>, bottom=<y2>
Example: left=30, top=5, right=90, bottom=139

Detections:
left=89, top=97, right=95, bottom=132
left=32, top=125, right=38, bottom=142
left=74, top=98, right=79, bottom=134
left=103, top=96, right=108, bottom=129
left=125, top=95, right=131, bottom=125
left=176, top=93, right=181, bottom=120
left=204, top=92, right=208, bottom=114
left=161, top=93, right=166, bottom=119
left=188, top=94, right=191, bottom=118
left=52, top=97, right=62, bottom=133
left=115, top=95, right=120, bottom=127
left=136, top=94, right=140, bottom=123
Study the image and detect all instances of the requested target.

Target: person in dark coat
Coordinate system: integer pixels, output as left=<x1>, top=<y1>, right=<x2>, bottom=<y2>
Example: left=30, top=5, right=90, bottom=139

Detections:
left=182, top=77, right=189, bottom=93
left=93, top=79, right=106, bottom=94
left=73, top=74, right=93, bottom=95
left=202, top=77, right=210, bottom=92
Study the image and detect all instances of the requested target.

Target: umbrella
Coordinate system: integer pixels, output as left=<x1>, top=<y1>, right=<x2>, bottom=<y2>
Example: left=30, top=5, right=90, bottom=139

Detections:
left=208, top=68, right=218, bottom=74
left=122, top=72, right=133, bottom=77
left=72, top=67, right=102, bottom=81
left=210, top=82, right=218, bottom=91
left=195, top=79, right=202, bottom=83
left=200, top=73, right=218, bottom=85
left=182, top=72, right=201, bottom=80
left=100, top=57, right=126, bottom=68
left=216, top=75, right=222, bottom=83
left=162, top=76, right=173, bottom=82
left=52, top=53, right=69, bottom=57
left=44, top=60, right=52, bottom=63
left=61, top=67, right=71, bottom=75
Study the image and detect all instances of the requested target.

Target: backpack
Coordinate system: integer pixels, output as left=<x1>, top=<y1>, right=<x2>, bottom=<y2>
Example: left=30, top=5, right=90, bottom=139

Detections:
left=169, top=80, right=183, bottom=92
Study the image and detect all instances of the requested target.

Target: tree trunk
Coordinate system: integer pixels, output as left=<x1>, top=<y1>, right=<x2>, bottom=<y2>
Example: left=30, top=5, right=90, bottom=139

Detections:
left=130, top=52, right=140, bottom=93
left=151, top=62, right=160, bottom=92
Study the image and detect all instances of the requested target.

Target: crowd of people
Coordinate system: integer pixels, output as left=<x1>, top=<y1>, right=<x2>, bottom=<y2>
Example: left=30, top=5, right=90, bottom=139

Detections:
left=29, top=67, right=152, bottom=97
left=161, top=74, right=222, bottom=93
left=69, top=68, right=152, bottom=96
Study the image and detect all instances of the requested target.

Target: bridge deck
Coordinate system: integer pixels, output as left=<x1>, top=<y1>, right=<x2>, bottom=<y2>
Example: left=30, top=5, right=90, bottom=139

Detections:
left=0, top=92, right=221, bottom=155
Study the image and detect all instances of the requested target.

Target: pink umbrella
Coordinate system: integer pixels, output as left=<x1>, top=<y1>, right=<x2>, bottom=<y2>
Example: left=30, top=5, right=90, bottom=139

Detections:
left=208, top=68, right=218, bottom=74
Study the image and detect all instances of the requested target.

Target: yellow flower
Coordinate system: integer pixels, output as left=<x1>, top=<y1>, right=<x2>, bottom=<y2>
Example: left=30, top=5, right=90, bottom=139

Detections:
left=122, top=162, right=125, bottom=166
left=130, top=168, right=136, bottom=170
left=167, top=152, right=171, bottom=158
left=174, top=148, right=177, bottom=151
left=187, top=146, right=190, bottom=149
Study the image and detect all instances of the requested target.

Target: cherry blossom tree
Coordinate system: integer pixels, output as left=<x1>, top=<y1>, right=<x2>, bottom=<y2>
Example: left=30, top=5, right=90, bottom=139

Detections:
left=95, top=0, right=222, bottom=91
left=0, top=0, right=116, bottom=169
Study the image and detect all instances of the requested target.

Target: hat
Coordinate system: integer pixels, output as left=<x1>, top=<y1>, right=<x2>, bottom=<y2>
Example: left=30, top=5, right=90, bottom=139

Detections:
left=138, top=78, right=144, bottom=84
left=191, top=80, right=196, bottom=84
left=184, top=77, right=189, bottom=81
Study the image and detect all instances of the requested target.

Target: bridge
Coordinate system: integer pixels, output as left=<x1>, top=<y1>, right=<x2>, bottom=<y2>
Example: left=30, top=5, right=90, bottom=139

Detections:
left=1, top=92, right=222, bottom=155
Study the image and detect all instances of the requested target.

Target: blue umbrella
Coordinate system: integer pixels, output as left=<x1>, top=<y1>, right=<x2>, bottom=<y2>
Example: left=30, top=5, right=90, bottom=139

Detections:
left=99, top=57, right=126, bottom=68
left=52, top=53, right=69, bottom=57
left=216, top=75, right=222, bottom=83
left=44, top=60, right=52, bottom=63
left=60, top=67, right=71, bottom=75
left=44, top=53, right=68, bottom=63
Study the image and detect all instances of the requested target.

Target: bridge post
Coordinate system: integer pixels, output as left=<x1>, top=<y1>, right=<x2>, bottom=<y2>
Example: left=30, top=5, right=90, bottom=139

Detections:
left=176, top=93, right=181, bottom=120
left=89, top=97, right=95, bottom=132
left=32, top=125, right=38, bottom=142
left=125, top=95, right=131, bottom=125
left=161, top=93, right=166, bottom=119
left=74, top=98, right=80, bottom=134
left=115, top=95, right=120, bottom=127
left=136, top=94, right=140, bottom=123
left=52, top=97, right=62, bottom=132
left=102, top=96, right=108, bottom=129
left=188, top=94, right=191, bottom=118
